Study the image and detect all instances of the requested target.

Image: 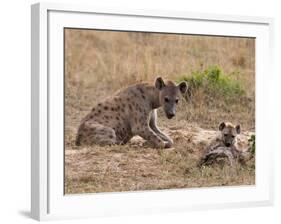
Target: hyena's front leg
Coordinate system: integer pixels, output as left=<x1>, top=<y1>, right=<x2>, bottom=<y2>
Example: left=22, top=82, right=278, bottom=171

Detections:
left=133, top=123, right=168, bottom=149
left=149, top=110, right=173, bottom=147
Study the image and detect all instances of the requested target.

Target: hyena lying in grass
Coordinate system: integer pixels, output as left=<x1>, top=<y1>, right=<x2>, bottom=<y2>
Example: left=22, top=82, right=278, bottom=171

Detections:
left=199, top=122, right=243, bottom=166
left=76, top=77, right=188, bottom=148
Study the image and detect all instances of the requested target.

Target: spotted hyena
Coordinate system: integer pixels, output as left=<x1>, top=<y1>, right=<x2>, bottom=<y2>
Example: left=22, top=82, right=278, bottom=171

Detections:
left=75, top=77, right=188, bottom=148
left=199, top=122, right=241, bottom=166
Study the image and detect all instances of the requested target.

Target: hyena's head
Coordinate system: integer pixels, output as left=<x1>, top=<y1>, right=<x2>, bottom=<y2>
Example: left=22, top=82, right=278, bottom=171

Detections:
left=155, top=77, right=188, bottom=119
left=219, top=122, right=241, bottom=147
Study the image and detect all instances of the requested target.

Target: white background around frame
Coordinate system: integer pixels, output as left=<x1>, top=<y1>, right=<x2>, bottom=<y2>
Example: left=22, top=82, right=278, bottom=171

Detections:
left=0, top=0, right=280, bottom=224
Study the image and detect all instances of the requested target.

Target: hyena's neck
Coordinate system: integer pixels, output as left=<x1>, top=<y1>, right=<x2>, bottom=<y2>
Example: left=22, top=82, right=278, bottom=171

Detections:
left=145, top=85, right=161, bottom=109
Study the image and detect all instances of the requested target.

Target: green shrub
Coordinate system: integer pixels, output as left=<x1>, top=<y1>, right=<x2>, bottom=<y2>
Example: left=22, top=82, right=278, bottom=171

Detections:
left=248, top=134, right=255, bottom=155
left=177, top=66, right=244, bottom=101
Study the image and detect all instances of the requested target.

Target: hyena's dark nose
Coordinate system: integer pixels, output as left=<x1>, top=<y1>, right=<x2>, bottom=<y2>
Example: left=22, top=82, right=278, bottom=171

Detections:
left=167, top=112, right=175, bottom=119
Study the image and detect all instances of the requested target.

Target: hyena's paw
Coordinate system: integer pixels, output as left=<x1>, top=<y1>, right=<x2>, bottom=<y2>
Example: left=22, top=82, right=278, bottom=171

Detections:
left=164, top=141, right=173, bottom=148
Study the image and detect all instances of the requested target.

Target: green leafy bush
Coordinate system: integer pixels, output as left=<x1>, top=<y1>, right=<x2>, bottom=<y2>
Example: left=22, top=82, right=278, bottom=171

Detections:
left=177, top=66, right=244, bottom=101
left=248, top=134, right=255, bottom=155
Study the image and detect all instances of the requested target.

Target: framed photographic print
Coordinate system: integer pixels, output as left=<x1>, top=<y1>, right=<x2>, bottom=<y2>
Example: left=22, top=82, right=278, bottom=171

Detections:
left=31, top=2, right=274, bottom=221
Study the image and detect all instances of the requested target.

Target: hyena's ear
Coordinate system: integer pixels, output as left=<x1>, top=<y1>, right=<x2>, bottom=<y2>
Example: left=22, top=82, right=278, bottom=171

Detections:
left=235, top=124, right=241, bottom=134
left=178, top=81, right=188, bottom=94
left=155, top=77, right=166, bottom=90
left=219, top=122, right=226, bottom=131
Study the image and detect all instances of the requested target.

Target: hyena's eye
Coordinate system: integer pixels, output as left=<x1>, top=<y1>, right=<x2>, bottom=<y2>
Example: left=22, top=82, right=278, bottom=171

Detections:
left=164, top=97, right=169, bottom=103
left=175, top=99, right=179, bottom=104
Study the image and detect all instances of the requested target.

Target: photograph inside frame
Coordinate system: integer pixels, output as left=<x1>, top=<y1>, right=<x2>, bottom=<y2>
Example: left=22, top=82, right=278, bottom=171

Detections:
left=64, top=28, right=255, bottom=194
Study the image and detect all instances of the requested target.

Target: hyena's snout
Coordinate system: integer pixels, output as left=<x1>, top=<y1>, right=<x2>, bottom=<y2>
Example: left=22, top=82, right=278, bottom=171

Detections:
left=166, top=110, right=175, bottom=119
left=225, top=142, right=232, bottom=147
left=164, top=104, right=176, bottom=119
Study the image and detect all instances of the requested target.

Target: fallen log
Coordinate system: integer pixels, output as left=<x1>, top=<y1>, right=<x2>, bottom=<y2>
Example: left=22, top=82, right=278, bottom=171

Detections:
left=199, top=146, right=252, bottom=167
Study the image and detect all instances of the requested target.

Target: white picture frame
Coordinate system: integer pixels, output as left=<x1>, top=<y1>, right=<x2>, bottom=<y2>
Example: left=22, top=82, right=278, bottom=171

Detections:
left=31, top=2, right=275, bottom=221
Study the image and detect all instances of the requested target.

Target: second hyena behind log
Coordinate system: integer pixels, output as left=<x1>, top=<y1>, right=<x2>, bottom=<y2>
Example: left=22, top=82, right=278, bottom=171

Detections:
left=199, top=122, right=244, bottom=166
left=75, top=77, right=188, bottom=148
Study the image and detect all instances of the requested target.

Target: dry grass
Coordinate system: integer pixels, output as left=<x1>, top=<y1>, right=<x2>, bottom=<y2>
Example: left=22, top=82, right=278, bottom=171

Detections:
left=64, top=29, right=255, bottom=194
left=65, top=122, right=255, bottom=194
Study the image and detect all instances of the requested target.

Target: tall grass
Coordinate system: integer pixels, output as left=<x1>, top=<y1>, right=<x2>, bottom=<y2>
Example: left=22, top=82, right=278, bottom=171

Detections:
left=65, top=29, right=255, bottom=130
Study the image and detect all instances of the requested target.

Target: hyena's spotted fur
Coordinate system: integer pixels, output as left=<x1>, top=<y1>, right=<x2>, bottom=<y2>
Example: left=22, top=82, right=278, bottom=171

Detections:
left=76, top=77, right=188, bottom=148
left=199, top=122, right=241, bottom=166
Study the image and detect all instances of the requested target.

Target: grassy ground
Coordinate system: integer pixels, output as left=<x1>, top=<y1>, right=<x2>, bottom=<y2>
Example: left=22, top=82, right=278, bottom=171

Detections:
left=64, top=29, right=255, bottom=194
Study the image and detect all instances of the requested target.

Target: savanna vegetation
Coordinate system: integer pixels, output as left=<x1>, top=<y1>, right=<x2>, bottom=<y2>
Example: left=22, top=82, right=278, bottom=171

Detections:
left=64, top=29, right=255, bottom=194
